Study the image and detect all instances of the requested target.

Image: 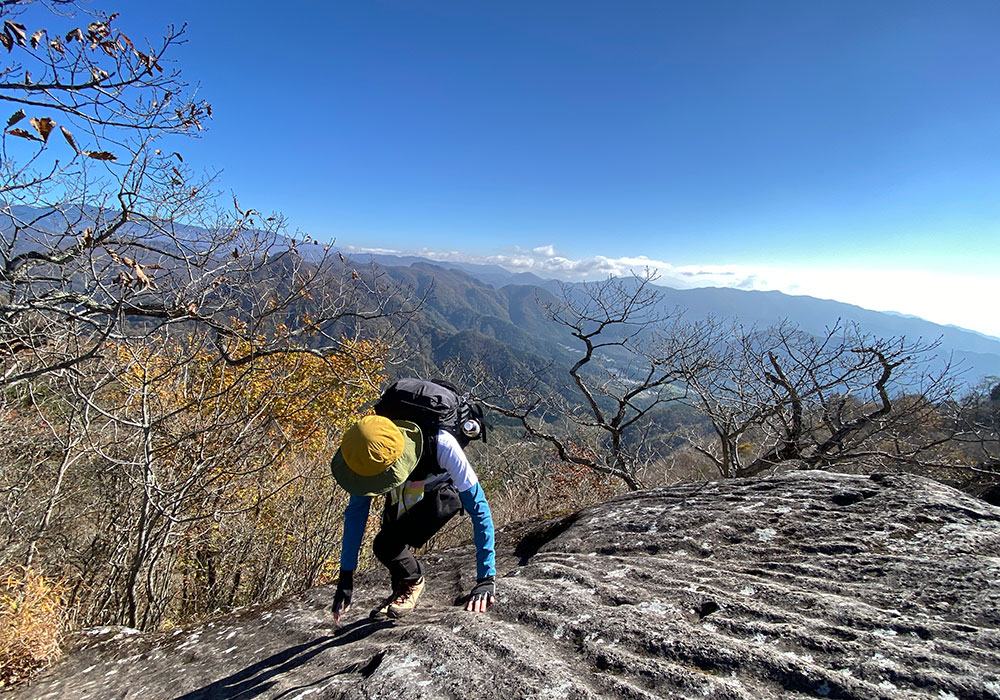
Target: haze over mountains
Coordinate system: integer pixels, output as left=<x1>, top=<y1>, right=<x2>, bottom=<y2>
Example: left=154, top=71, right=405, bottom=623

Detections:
left=358, top=252, right=1000, bottom=386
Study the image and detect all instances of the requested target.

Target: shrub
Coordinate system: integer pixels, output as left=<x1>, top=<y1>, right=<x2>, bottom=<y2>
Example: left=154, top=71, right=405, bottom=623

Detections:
left=0, top=569, right=67, bottom=688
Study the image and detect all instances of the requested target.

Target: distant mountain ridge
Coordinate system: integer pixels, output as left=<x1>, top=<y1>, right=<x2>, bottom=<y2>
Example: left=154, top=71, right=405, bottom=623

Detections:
left=348, top=252, right=1000, bottom=384
left=882, top=309, right=1000, bottom=344
left=355, top=252, right=551, bottom=289
left=6, top=201, right=995, bottom=385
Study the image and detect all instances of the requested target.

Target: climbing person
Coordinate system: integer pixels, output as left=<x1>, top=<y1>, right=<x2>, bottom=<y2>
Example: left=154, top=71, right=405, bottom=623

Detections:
left=329, top=380, right=496, bottom=621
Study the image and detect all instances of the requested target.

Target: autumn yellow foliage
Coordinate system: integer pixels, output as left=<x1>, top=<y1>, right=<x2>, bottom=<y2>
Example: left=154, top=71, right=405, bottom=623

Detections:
left=95, top=332, right=389, bottom=622
left=110, top=334, right=386, bottom=456
left=0, top=569, right=67, bottom=688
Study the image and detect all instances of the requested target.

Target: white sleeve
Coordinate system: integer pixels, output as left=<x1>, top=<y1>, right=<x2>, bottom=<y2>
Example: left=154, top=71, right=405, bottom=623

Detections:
left=436, top=430, right=479, bottom=492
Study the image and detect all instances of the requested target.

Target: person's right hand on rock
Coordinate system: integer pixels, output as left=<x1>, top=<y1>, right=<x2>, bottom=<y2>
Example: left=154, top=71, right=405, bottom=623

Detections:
left=332, top=569, right=353, bottom=622
left=465, top=576, right=495, bottom=613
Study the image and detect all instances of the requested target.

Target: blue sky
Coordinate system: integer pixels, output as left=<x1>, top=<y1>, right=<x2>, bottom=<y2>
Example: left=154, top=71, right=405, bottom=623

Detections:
left=49, top=2, right=1000, bottom=334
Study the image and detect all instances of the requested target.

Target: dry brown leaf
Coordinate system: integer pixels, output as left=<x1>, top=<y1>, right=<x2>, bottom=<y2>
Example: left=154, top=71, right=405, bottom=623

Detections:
left=60, top=125, right=78, bottom=152
left=29, top=117, right=55, bottom=142
left=6, top=109, right=25, bottom=128
left=4, top=21, right=26, bottom=46
left=0, top=31, right=12, bottom=52
left=82, top=150, right=116, bottom=161
left=64, top=28, right=84, bottom=44
left=134, top=266, right=155, bottom=290
left=30, top=29, right=44, bottom=49
left=6, top=128, right=41, bottom=141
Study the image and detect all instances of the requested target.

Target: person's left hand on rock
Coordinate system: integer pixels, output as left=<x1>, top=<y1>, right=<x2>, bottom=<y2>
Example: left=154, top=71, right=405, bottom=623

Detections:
left=465, top=576, right=495, bottom=613
left=332, top=569, right=353, bottom=622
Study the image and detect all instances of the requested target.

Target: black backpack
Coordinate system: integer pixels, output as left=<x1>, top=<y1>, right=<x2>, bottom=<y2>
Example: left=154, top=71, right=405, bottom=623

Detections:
left=373, top=378, right=486, bottom=449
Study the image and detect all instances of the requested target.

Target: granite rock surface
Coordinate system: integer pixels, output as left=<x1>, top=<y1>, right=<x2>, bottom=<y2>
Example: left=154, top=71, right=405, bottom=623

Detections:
left=9, top=470, right=1000, bottom=700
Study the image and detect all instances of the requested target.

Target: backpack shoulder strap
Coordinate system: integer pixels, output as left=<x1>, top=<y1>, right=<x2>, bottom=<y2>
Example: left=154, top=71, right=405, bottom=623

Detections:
left=409, top=429, right=442, bottom=481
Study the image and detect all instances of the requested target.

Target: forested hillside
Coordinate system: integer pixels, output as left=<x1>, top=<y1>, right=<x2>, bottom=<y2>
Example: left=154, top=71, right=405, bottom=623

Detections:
left=361, top=253, right=1000, bottom=382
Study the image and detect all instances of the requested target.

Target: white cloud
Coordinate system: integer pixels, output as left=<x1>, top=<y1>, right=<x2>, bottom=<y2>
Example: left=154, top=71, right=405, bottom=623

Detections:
left=532, top=244, right=556, bottom=257
left=341, top=244, right=402, bottom=256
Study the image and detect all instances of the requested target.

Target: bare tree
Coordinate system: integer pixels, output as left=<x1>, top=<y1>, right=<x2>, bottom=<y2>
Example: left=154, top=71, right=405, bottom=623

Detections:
left=1, top=3, right=416, bottom=388
left=0, top=2, right=419, bottom=631
left=476, top=269, right=968, bottom=490
left=937, top=379, right=1000, bottom=480
left=681, top=320, right=961, bottom=478
left=0, top=325, right=382, bottom=629
left=482, top=270, right=716, bottom=490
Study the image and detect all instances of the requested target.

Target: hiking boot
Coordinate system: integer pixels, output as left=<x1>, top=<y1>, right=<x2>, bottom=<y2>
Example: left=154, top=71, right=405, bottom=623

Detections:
left=387, top=576, right=425, bottom=618
left=369, top=589, right=398, bottom=620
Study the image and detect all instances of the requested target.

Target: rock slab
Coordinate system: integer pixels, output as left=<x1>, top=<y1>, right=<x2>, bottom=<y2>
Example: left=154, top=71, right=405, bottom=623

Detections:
left=9, top=470, right=1000, bottom=700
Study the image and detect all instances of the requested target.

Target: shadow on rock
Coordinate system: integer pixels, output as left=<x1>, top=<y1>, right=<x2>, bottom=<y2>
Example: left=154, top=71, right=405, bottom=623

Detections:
left=513, top=512, right=579, bottom=564
left=172, top=619, right=390, bottom=700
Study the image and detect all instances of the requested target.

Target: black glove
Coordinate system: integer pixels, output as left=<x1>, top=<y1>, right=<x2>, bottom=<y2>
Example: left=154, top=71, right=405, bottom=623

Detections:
left=466, top=576, right=495, bottom=612
left=332, top=569, right=354, bottom=621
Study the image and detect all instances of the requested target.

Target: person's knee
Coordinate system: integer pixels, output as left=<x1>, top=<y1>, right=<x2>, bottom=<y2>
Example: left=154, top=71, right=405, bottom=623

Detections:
left=372, top=530, right=396, bottom=564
